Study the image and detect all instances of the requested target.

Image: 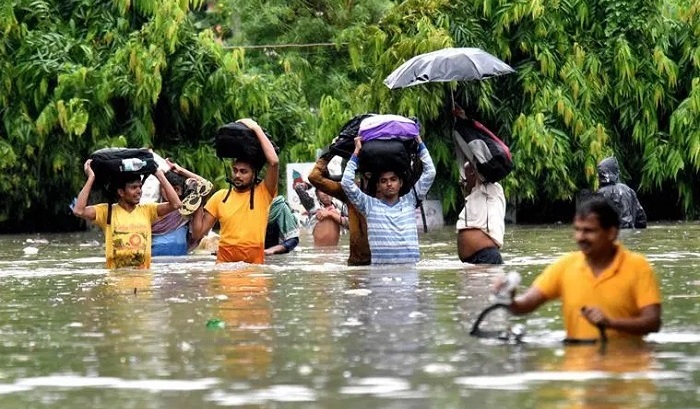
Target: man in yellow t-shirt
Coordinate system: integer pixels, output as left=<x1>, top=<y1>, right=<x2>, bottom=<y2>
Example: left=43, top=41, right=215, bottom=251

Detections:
left=191, top=118, right=279, bottom=264
left=502, top=195, right=662, bottom=341
left=73, top=160, right=182, bottom=269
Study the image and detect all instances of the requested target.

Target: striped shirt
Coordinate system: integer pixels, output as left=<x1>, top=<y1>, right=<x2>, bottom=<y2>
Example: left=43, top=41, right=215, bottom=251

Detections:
left=341, top=143, right=436, bottom=264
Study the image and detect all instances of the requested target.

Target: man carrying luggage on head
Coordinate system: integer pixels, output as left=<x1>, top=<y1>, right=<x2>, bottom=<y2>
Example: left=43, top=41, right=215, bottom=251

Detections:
left=73, top=160, right=182, bottom=269
left=191, top=118, right=279, bottom=264
left=341, top=135, right=436, bottom=265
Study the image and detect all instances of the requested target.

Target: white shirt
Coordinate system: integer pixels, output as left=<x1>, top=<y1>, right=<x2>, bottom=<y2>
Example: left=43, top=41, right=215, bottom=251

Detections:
left=455, top=182, right=506, bottom=248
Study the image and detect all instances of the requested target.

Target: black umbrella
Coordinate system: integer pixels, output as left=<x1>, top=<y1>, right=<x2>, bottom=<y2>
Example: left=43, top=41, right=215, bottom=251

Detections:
left=384, top=47, right=516, bottom=227
left=383, top=47, right=514, bottom=90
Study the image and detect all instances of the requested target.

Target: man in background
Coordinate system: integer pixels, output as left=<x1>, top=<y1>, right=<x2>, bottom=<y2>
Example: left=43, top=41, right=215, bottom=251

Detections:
left=596, top=156, right=647, bottom=229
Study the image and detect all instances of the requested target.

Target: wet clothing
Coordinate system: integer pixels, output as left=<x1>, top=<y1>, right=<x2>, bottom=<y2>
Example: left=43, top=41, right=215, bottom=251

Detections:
left=596, top=157, right=647, bottom=229
left=151, top=211, right=196, bottom=256
left=341, top=142, right=436, bottom=265
left=533, top=244, right=661, bottom=341
left=205, top=183, right=275, bottom=264
left=309, top=158, right=371, bottom=266
left=94, top=203, right=160, bottom=269
left=456, top=182, right=506, bottom=248
left=460, top=246, right=503, bottom=265
left=152, top=224, right=189, bottom=256
left=265, top=196, right=300, bottom=253
left=264, top=223, right=299, bottom=253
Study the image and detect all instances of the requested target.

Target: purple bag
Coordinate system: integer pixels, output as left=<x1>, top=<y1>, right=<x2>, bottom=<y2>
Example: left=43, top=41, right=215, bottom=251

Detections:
left=358, top=114, right=420, bottom=141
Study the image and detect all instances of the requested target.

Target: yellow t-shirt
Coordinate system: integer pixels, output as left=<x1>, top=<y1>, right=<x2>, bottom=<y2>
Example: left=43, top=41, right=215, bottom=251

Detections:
left=533, top=245, right=661, bottom=340
left=94, top=203, right=159, bottom=269
left=204, top=183, right=275, bottom=263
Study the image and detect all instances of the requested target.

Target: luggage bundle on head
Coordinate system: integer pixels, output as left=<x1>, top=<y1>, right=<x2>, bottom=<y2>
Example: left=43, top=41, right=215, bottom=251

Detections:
left=215, top=121, right=280, bottom=207
left=89, top=148, right=158, bottom=188
left=325, top=113, right=423, bottom=196
left=328, top=113, right=376, bottom=159
left=215, top=122, right=279, bottom=170
left=89, top=147, right=158, bottom=225
left=453, top=118, right=513, bottom=183
left=357, top=114, right=421, bottom=196
left=327, top=113, right=428, bottom=231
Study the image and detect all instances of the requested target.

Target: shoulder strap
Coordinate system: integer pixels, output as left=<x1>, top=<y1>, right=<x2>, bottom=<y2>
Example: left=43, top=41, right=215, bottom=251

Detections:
left=222, top=162, right=233, bottom=203
left=106, top=201, right=114, bottom=225
left=413, top=186, right=427, bottom=233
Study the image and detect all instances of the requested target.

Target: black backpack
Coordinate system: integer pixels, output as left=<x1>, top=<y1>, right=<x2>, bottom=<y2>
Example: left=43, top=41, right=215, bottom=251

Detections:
left=328, top=113, right=375, bottom=159
left=90, top=148, right=157, bottom=185
left=215, top=122, right=279, bottom=169
left=359, top=139, right=420, bottom=197
left=214, top=122, right=279, bottom=206
left=89, top=148, right=158, bottom=224
left=453, top=118, right=513, bottom=183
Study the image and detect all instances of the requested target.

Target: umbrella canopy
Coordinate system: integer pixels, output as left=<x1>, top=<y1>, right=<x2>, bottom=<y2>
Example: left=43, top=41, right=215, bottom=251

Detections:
left=383, top=47, right=514, bottom=89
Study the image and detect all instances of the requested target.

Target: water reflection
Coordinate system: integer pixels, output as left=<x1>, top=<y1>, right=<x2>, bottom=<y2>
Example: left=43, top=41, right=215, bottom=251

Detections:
left=344, top=266, right=425, bottom=375
left=536, top=344, right=659, bottom=409
left=213, top=266, right=272, bottom=379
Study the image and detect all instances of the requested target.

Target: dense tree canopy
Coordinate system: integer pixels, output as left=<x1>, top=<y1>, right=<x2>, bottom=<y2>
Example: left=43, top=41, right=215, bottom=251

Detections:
left=0, top=0, right=314, bottom=231
left=321, top=0, right=700, bottom=215
left=0, top=0, right=698, bottom=232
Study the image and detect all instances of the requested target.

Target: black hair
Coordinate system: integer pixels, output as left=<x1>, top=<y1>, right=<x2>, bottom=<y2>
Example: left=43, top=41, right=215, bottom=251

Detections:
left=223, top=158, right=261, bottom=207
left=113, top=173, right=143, bottom=192
left=164, top=170, right=186, bottom=195
left=575, top=194, right=620, bottom=229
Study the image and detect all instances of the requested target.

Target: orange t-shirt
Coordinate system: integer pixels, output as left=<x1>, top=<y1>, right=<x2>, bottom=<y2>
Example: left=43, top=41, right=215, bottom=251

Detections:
left=533, top=245, right=661, bottom=340
left=93, top=203, right=159, bottom=269
left=204, top=183, right=275, bottom=263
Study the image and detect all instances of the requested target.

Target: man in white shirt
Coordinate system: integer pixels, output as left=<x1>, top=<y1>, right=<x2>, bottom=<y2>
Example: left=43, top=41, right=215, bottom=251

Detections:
left=456, top=161, right=506, bottom=264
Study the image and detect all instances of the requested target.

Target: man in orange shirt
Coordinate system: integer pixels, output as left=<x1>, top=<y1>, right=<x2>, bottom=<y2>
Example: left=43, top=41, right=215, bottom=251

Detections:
left=502, top=195, right=662, bottom=341
left=191, top=118, right=279, bottom=264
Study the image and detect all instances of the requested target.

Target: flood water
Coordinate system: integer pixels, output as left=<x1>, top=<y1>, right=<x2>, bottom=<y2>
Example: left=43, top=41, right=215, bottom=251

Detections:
left=0, top=224, right=698, bottom=408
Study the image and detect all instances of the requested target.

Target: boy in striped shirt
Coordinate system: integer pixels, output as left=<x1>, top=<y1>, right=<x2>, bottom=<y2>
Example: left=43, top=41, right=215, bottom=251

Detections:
left=341, top=136, right=436, bottom=264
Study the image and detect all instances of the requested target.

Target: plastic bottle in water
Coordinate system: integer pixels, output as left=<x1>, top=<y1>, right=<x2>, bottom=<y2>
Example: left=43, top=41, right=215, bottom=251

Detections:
left=121, top=158, right=147, bottom=172
left=490, top=271, right=522, bottom=305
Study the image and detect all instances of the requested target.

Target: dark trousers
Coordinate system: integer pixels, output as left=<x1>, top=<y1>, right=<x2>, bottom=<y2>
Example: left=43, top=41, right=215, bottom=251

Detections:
left=460, top=247, right=503, bottom=265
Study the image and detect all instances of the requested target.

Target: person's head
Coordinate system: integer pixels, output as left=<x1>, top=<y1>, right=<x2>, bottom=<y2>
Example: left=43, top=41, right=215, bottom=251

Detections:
left=573, top=195, right=620, bottom=257
left=316, top=189, right=333, bottom=207
left=162, top=170, right=186, bottom=199
left=460, top=162, right=480, bottom=195
left=115, top=174, right=143, bottom=206
left=597, top=156, right=620, bottom=186
left=230, top=159, right=257, bottom=191
left=375, top=170, right=403, bottom=202
left=354, top=171, right=373, bottom=194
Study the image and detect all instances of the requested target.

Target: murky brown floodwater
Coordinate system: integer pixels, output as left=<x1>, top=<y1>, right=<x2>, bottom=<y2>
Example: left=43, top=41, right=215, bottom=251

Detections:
left=0, top=223, right=697, bottom=408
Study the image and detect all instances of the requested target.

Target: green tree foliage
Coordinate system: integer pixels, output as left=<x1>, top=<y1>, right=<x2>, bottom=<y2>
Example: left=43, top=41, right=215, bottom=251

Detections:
left=222, top=0, right=392, bottom=104
left=1, top=0, right=699, bottom=232
left=325, top=0, right=700, bottom=216
left=0, top=0, right=313, bottom=231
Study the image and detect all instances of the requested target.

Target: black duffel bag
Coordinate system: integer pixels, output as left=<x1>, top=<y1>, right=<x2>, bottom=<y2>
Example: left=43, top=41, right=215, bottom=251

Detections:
left=89, top=148, right=157, bottom=187
left=215, top=122, right=279, bottom=170
left=88, top=147, right=158, bottom=225
left=359, top=139, right=420, bottom=197
left=328, top=113, right=375, bottom=159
